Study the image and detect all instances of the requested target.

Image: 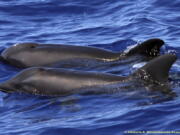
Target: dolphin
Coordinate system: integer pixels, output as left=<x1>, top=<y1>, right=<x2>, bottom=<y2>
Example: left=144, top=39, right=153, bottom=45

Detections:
left=0, top=54, right=176, bottom=96
left=0, top=38, right=164, bottom=68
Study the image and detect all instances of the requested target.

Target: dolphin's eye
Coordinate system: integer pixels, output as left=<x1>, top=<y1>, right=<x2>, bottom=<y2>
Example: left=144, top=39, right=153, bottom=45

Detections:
left=30, top=45, right=36, bottom=48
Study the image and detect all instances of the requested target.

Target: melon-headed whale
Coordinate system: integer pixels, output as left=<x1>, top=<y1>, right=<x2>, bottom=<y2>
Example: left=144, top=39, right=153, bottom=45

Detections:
left=0, top=54, right=176, bottom=96
left=0, top=38, right=164, bottom=68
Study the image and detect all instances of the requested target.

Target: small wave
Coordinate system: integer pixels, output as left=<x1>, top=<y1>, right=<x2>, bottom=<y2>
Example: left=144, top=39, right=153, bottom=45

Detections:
left=0, top=0, right=180, bottom=134
left=0, top=3, right=96, bottom=16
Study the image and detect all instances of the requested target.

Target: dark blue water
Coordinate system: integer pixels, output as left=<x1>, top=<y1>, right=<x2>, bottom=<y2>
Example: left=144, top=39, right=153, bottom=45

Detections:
left=0, top=0, right=180, bottom=135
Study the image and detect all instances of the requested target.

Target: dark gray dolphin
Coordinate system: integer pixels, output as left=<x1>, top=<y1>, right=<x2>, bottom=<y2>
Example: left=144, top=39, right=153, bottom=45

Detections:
left=0, top=38, right=164, bottom=68
left=0, top=54, right=176, bottom=96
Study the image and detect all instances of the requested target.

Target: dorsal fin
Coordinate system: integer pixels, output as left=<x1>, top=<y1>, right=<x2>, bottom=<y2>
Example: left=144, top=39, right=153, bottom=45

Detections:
left=126, top=38, right=164, bottom=57
left=134, top=54, right=177, bottom=84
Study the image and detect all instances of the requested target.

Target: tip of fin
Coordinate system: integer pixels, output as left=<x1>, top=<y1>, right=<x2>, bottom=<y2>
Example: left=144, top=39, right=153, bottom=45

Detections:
left=135, top=54, right=177, bottom=84
left=126, top=38, right=164, bottom=57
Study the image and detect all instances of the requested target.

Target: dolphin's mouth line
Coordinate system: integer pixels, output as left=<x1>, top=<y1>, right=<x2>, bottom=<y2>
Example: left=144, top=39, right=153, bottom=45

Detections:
left=0, top=87, right=13, bottom=93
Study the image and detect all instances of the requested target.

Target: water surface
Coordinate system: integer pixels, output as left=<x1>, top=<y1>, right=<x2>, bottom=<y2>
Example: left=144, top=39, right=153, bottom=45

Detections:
left=0, top=0, right=180, bottom=135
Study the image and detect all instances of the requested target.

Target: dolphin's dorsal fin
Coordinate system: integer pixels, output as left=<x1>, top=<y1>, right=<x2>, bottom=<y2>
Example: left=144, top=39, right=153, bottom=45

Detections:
left=134, top=54, right=177, bottom=84
left=126, top=38, right=164, bottom=57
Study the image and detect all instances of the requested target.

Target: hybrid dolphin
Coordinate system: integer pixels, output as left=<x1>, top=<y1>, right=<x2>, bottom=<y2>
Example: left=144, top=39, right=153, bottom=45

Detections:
left=0, top=38, right=164, bottom=68
left=0, top=54, right=176, bottom=96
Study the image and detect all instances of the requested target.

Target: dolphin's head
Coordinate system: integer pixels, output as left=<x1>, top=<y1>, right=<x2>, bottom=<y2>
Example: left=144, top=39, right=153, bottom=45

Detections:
left=0, top=67, right=42, bottom=94
left=0, top=67, right=69, bottom=96
left=1, top=43, right=39, bottom=67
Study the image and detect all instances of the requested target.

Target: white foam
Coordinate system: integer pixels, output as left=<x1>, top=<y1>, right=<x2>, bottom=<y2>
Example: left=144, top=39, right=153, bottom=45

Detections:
left=132, top=62, right=146, bottom=69
left=172, top=63, right=180, bottom=72
left=167, top=49, right=177, bottom=54
left=124, top=44, right=137, bottom=53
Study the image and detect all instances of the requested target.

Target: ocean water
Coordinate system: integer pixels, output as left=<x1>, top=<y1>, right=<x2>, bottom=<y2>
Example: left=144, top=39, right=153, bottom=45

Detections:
left=0, top=0, right=180, bottom=135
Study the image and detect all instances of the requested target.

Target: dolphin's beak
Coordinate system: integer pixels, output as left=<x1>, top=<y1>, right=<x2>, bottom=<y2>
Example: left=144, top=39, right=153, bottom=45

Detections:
left=0, top=82, right=13, bottom=93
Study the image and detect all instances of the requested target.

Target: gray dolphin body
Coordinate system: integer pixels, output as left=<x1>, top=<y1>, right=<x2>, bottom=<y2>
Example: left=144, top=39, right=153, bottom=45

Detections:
left=0, top=54, right=176, bottom=96
left=0, top=39, right=164, bottom=68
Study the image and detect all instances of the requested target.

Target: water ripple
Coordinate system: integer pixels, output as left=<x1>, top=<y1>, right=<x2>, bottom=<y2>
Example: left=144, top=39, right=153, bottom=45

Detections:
left=0, top=0, right=180, bottom=135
